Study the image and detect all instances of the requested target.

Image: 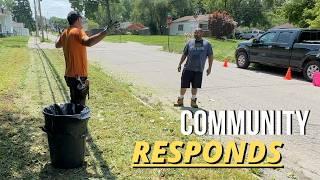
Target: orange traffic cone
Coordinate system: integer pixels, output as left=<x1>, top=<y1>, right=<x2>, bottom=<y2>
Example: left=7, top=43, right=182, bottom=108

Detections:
left=284, top=67, right=292, bottom=80
left=223, top=59, right=229, bottom=68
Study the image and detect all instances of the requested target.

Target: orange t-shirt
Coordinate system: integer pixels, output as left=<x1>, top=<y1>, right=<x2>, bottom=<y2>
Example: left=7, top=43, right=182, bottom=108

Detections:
left=59, top=27, right=89, bottom=77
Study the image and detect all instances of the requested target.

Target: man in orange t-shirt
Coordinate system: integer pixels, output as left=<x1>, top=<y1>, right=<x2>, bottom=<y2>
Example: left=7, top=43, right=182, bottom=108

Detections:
left=55, top=11, right=108, bottom=105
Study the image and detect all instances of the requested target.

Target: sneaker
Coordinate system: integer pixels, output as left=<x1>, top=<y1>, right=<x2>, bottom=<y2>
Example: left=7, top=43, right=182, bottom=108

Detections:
left=174, top=97, right=184, bottom=107
left=191, top=98, right=199, bottom=108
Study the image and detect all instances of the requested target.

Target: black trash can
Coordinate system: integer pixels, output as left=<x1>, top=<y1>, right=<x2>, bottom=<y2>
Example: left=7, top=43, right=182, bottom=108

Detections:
left=42, top=103, right=90, bottom=169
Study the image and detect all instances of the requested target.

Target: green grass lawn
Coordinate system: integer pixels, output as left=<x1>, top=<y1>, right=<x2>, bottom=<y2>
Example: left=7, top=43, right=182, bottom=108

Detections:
left=0, top=36, right=30, bottom=95
left=105, top=35, right=243, bottom=62
left=0, top=36, right=256, bottom=179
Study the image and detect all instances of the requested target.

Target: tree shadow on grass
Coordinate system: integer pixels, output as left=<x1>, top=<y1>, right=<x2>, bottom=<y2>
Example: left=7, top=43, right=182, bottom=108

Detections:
left=0, top=46, right=116, bottom=179
left=0, top=108, right=110, bottom=179
left=38, top=133, right=116, bottom=179
left=0, top=109, right=46, bottom=179
left=33, top=46, right=116, bottom=179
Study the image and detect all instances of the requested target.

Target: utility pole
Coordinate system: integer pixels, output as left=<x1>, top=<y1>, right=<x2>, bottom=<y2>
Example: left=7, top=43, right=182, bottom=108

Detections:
left=167, top=13, right=173, bottom=52
left=38, top=0, right=45, bottom=42
left=33, top=0, right=39, bottom=37
left=46, top=12, right=48, bottom=40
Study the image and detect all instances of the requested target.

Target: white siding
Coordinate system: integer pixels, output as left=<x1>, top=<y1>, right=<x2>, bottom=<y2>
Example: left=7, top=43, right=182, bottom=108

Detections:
left=13, top=27, right=29, bottom=36
left=169, top=21, right=196, bottom=35
left=0, top=14, right=13, bottom=34
left=169, top=21, right=209, bottom=35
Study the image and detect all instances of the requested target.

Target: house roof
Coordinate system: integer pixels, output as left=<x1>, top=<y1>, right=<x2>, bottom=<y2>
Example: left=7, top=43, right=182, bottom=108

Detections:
left=173, top=14, right=209, bottom=23
left=0, top=7, right=11, bottom=15
left=120, top=22, right=132, bottom=29
left=127, top=23, right=146, bottom=31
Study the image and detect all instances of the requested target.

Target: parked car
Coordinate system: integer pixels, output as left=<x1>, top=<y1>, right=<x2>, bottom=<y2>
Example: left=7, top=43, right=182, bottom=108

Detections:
left=239, top=30, right=265, bottom=40
left=235, top=31, right=241, bottom=39
left=235, top=28, right=320, bottom=81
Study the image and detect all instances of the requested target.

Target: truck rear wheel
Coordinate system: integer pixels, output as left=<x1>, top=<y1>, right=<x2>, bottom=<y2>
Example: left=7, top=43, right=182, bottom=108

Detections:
left=236, top=52, right=250, bottom=69
left=303, top=60, right=320, bottom=82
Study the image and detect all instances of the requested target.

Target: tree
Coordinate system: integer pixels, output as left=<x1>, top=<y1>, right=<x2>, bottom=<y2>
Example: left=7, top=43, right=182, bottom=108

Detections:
left=262, top=0, right=286, bottom=11
left=208, top=11, right=236, bottom=39
left=49, top=16, right=68, bottom=30
left=69, top=0, right=84, bottom=12
left=306, top=1, right=320, bottom=28
left=282, top=0, right=315, bottom=27
left=131, top=0, right=171, bottom=34
left=121, top=0, right=132, bottom=21
left=203, top=0, right=269, bottom=28
left=11, top=0, right=35, bottom=31
left=0, top=0, right=15, bottom=10
left=192, top=0, right=206, bottom=15
left=168, top=0, right=194, bottom=19
left=68, top=0, right=120, bottom=26
left=87, top=19, right=99, bottom=29
left=235, top=0, right=269, bottom=27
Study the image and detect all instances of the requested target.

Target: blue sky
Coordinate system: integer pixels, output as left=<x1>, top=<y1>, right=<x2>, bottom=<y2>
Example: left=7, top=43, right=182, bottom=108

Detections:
left=29, top=0, right=72, bottom=19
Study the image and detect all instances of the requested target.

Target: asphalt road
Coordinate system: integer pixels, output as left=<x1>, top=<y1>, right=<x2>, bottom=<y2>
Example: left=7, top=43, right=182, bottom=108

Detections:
left=87, top=41, right=320, bottom=179
left=45, top=33, right=319, bottom=179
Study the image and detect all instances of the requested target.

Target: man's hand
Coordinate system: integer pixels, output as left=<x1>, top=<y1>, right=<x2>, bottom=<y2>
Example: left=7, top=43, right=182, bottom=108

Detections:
left=206, top=68, right=212, bottom=76
left=101, top=26, right=108, bottom=35
left=55, top=29, right=63, bottom=48
left=58, top=27, right=64, bottom=35
left=178, top=65, right=182, bottom=72
left=102, top=21, right=120, bottom=35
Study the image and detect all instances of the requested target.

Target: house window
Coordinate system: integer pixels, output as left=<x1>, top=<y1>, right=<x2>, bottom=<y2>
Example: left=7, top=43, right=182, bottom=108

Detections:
left=178, top=24, right=184, bottom=31
left=199, top=24, right=208, bottom=30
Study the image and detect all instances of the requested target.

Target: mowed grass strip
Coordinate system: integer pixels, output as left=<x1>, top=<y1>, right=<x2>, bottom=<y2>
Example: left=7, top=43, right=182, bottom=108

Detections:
left=0, top=37, right=30, bottom=95
left=46, top=49, right=256, bottom=179
left=104, top=35, right=242, bottom=62
left=87, top=64, right=256, bottom=179
left=0, top=37, right=255, bottom=179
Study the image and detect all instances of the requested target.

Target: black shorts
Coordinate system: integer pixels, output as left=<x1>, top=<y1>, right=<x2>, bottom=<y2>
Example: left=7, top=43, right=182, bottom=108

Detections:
left=181, top=70, right=203, bottom=88
left=65, top=76, right=89, bottom=105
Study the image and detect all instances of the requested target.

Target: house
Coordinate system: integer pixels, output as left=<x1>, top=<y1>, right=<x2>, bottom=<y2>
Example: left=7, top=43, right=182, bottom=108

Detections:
left=120, top=22, right=150, bottom=35
left=0, top=7, right=29, bottom=36
left=0, top=7, right=13, bottom=36
left=120, top=22, right=132, bottom=30
left=12, top=21, right=29, bottom=36
left=169, top=14, right=210, bottom=36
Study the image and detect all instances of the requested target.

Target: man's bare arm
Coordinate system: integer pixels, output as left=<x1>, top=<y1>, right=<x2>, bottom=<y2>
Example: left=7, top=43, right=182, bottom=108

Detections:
left=178, top=54, right=187, bottom=72
left=208, top=55, right=213, bottom=69
left=206, top=55, right=214, bottom=76
left=82, top=30, right=107, bottom=47
left=55, top=36, right=62, bottom=48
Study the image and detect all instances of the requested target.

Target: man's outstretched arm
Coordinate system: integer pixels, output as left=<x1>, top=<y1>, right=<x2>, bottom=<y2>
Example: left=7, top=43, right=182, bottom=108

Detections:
left=82, top=30, right=107, bottom=47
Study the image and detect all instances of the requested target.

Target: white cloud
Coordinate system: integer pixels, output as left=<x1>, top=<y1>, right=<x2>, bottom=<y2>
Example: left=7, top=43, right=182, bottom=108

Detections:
left=29, top=0, right=73, bottom=19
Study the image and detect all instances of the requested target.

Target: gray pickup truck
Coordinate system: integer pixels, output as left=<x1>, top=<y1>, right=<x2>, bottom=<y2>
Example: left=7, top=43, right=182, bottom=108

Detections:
left=235, top=29, right=320, bottom=81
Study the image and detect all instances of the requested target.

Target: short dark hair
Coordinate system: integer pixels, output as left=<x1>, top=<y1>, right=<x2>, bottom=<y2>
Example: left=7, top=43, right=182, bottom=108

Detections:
left=67, top=11, right=82, bottom=25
